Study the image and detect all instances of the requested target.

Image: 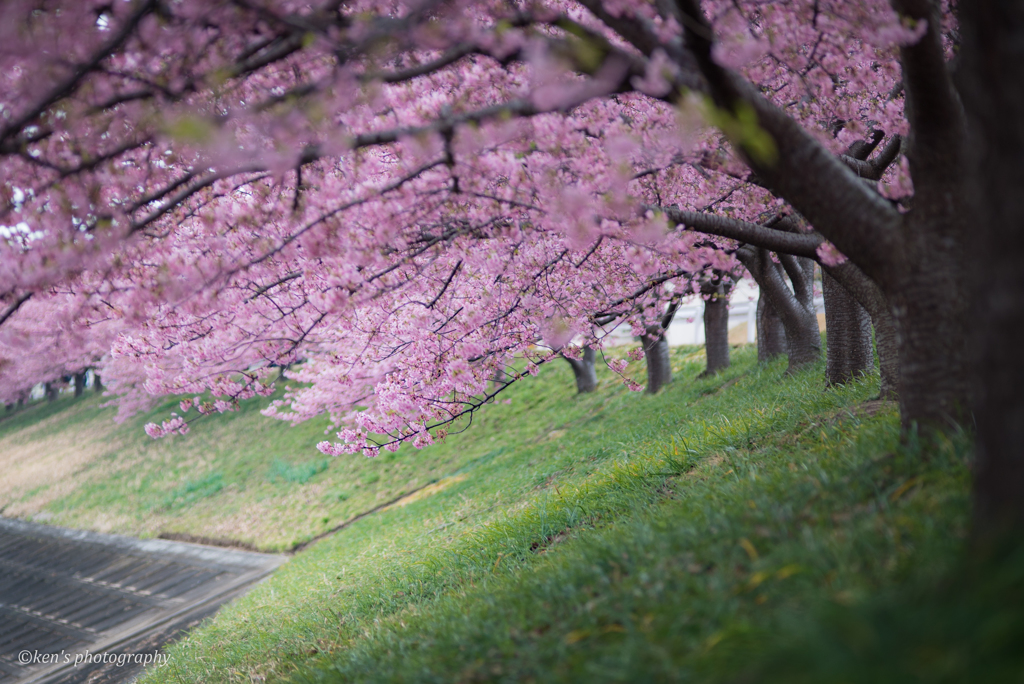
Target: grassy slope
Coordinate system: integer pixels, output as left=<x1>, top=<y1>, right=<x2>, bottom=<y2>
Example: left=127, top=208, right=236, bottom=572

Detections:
left=6, top=349, right=1002, bottom=683
left=114, top=347, right=982, bottom=684
left=0, top=383, right=498, bottom=550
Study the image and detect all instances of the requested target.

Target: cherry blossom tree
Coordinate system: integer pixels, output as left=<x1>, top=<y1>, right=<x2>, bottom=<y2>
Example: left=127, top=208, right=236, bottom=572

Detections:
left=0, top=0, right=973, bottom=457
left=672, top=0, right=964, bottom=431
left=0, top=284, right=118, bottom=406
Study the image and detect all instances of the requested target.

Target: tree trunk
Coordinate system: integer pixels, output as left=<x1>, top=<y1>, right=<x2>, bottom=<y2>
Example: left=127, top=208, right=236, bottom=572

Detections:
left=822, top=270, right=874, bottom=387
left=562, top=347, right=598, bottom=394
left=779, top=255, right=823, bottom=369
left=93, top=372, right=103, bottom=393
left=872, top=304, right=901, bottom=401
left=74, top=372, right=87, bottom=398
left=700, top=279, right=732, bottom=376
left=961, top=0, right=1024, bottom=540
left=822, top=260, right=899, bottom=400
left=756, top=292, right=787, bottom=362
left=45, top=382, right=58, bottom=402
left=888, top=234, right=970, bottom=431
left=641, top=327, right=672, bottom=394
left=740, top=248, right=820, bottom=373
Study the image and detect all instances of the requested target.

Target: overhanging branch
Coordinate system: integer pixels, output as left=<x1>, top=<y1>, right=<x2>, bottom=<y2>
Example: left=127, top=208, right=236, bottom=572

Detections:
left=658, top=206, right=823, bottom=259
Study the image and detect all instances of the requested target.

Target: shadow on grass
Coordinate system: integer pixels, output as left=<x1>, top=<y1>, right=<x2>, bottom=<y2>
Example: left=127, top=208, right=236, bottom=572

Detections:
left=717, top=544, right=1024, bottom=684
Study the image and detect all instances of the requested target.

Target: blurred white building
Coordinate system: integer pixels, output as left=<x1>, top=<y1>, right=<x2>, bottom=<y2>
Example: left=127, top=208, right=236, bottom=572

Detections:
left=603, top=278, right=826, bottom=347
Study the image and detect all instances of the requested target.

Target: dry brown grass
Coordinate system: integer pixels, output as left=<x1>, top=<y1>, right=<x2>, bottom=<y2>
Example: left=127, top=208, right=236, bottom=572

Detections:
left=0, top=404, right=125, bottom=516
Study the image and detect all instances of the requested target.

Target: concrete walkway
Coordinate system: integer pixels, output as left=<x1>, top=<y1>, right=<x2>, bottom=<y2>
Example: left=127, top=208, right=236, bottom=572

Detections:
left=0, top=518, right=286, bottom=684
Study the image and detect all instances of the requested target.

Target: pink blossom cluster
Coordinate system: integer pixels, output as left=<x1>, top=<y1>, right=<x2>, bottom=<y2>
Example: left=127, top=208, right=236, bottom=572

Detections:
left=0, top=0, right=950, bottom=453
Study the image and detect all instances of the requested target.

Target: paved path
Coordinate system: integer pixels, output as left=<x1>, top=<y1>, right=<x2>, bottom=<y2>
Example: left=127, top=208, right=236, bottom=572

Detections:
left=0, top=518, right=286, bottom=684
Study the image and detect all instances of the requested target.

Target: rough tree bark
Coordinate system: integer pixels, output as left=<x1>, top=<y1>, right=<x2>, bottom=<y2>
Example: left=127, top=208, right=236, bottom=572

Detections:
left=961, top=0, right=1024, bottom=540
left=888, top=223, right=970, bottom=429
left=822, top=260, right=900, bottom=400
left=562, top=346, right=598, bottom=394
left=755, top=290, right=787, bottom=362
left=738, top=248, right=820, bottom=373
left=822, top=270, right=874, bottom=387
left=778, top=254, right=823, bottom=369
left=700, top=276, right=733, bottom=376
left=885, top=0, right=970, bottom=430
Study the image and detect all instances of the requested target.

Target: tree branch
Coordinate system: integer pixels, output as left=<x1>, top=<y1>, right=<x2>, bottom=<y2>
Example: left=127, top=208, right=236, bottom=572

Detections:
left=0, top=0, right=158, bottom=147
left=660, top=206, right=823, bottom=259
left=870, top=134, right=904, bottom=175
left=673, top=0, right=904, bottom=287
left=777, top=252, right=814, bottom=304
left=847, top=129, right=886, bottom=160
left=426, top=260, right=462, bottom=309
left=891, top=0, right=966, bottom=188
left=736, top=248, right=805, bottom=333
left=0, top=293, right=32, bottom=328
left=250, top=272, right=302, bottom=301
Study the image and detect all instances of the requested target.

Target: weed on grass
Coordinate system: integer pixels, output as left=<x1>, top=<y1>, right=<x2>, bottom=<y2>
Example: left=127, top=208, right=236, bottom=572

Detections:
left=269, top=459, right=331, bottom=485
left=163, top=472, right=226, bottom=509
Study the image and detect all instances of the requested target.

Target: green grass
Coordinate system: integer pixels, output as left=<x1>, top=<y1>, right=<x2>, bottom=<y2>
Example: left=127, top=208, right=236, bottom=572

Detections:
left=7, top=348, right=1003, bottom=683
left=163, top=472, right=226, bottom=509
left=268, top=458, right=332, bottom=485
left=119, top=346, right=990, bottom=684
left=0, top=378, right=516, bottom=549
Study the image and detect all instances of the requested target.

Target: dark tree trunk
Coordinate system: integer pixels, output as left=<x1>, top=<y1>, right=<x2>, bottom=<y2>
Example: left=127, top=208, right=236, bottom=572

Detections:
left=883, top=0, right=971, bottom=432
left=562, top=346, right=598, bottom=394
left=756, top=291, right=787, bottom=362
left=779, top=254, right=823, bottom=369
left=641, top=327, right=673, bottom=394
left=888, top=235, right=970, bottom=431
left=700, top=278, right=732, bottom=376
left=739, top=248, right=820, bottom=373
left=822, top=270, right=874, bottom=387
left=822, top=261, right=900, bottom=400
left=93, top=372, right=103, bottom=393
left=74, top=372, right=87, bottom=398
left=961, top=0, right=1024, bottom=540
left=44, top=382, right=58, bottom=402
left=872, top=305, right=901, bottom=401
